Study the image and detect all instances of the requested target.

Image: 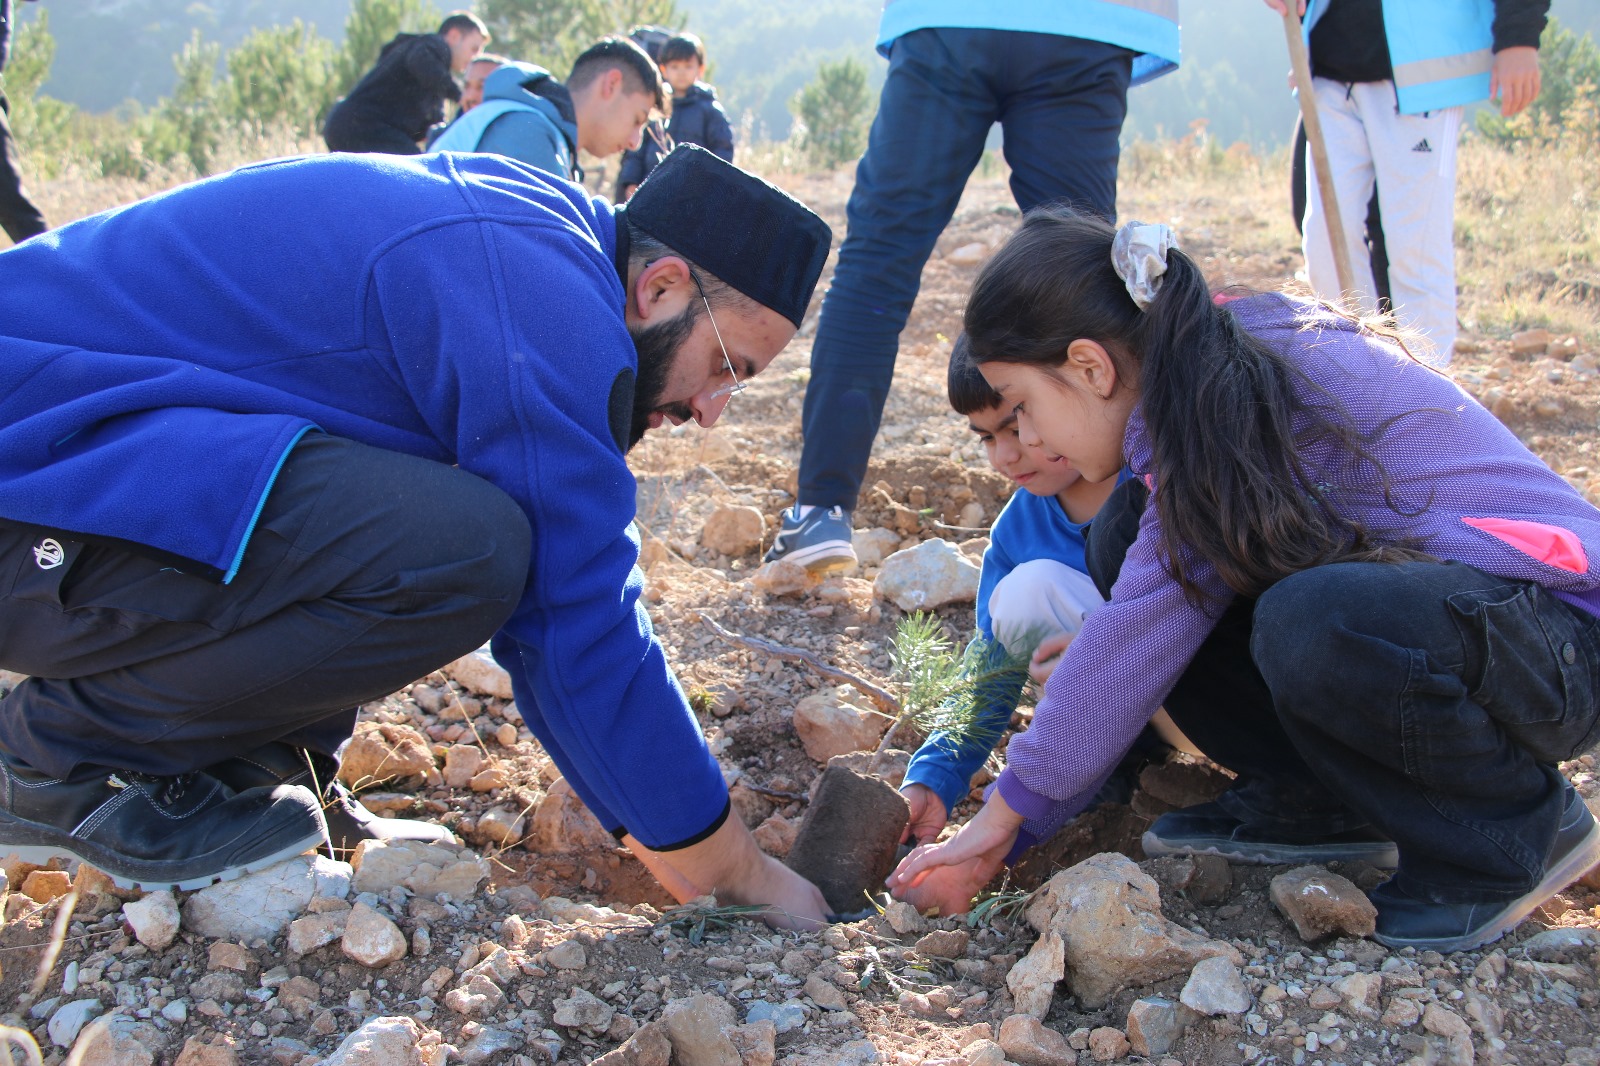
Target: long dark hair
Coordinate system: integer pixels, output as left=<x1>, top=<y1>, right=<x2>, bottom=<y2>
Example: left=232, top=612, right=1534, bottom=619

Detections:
left=964, top=207, right=1392, bottom=604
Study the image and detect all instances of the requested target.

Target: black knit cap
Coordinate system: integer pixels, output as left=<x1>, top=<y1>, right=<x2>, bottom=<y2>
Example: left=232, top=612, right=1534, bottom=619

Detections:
left=619, top=144, right=832, bottom=328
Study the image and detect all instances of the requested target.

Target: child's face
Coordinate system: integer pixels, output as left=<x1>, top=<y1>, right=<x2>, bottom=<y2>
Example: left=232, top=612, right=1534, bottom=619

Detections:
left=661, top=59, right=702, bottom=95
left=968, top=404, right=1083, bottom=498
left=980, top=360, right=1132, bottom=484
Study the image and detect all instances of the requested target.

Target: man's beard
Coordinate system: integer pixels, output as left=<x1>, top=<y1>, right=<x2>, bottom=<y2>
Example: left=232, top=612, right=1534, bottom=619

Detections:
left=625, top=301, right=699, bottom=450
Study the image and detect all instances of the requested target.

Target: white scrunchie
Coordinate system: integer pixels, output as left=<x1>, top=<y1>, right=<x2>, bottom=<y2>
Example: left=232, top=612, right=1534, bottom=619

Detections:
left=1111, top=221, right=1177, bottom=311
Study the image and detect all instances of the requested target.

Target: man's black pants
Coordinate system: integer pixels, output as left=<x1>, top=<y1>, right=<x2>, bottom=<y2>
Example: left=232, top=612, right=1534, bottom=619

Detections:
left=0, top=434, right=531, bottom=779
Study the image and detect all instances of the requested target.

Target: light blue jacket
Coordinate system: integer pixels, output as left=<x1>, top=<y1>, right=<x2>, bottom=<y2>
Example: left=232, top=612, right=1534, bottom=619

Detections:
left=430, top=62, right=580, bottom=180
left=1304, top=0, right=1495, bottom=114
left=876, top=0, right=1181, bottom=86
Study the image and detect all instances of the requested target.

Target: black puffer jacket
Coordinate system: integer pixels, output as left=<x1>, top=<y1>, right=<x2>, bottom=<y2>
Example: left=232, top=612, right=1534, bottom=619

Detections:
left=324, top=32, right=461, bottom=151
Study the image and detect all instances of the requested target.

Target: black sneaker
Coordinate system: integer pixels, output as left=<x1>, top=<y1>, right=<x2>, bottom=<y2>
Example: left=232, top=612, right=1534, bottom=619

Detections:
left=207, top=742, right=457, bottom=857
left=1142, top=800, right=1400, bottom=868
left=0, top=759, right=326, bottom=891
left=1372, top=786, right=1600, bottom=953
left=763, top=505, right=857, bottom=573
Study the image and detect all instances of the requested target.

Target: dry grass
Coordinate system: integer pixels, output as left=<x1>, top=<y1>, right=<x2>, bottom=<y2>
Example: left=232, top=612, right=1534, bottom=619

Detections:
left=10, top=125, right=1597, bottom=348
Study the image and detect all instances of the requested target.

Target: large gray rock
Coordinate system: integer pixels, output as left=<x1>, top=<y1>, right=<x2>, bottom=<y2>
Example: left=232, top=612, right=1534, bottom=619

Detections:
left=182, top=856, right=349, bottom=940
left=874, top=538, right=980, bottom=611
left=1015, top=852, right=1242, bottom=1012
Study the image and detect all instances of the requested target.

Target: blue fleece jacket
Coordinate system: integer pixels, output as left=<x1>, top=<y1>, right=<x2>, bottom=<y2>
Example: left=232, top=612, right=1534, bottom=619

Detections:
left=0, top=151, right=729, bottom=850
left=430, top=62, right=581, bottom=180
left=903, top=488, right=1094, bottom=813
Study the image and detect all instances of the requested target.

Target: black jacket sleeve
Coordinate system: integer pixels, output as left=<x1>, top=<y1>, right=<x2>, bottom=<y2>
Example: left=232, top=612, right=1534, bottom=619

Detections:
left=1492, top=0, right=1550, bottom=51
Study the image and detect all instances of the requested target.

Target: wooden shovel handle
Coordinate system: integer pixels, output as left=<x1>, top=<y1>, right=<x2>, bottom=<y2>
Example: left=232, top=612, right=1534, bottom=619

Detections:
left=1282, top=4, right=1358, bottom=299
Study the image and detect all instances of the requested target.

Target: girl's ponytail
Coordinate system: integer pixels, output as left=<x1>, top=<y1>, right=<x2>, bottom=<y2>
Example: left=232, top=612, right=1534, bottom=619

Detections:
left=967, top=206, right=1369, bottom=604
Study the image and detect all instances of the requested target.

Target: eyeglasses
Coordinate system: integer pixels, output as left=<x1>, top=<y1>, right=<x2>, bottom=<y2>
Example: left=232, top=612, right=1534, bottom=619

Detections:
left=690, top=268, right=747, bottom=402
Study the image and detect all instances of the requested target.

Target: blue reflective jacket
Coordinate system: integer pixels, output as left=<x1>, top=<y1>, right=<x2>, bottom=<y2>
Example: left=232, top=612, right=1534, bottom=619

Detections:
left=876, top=0, right=1181, bottom=85
left=1304, top=0, right=1494, bottom=113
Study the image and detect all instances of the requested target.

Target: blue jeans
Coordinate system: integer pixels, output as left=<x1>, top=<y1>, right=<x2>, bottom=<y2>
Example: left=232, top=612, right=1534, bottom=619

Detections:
left=797, top=28, right=1133, bottom=509
left=1087, top=481, right=1600, bottom=902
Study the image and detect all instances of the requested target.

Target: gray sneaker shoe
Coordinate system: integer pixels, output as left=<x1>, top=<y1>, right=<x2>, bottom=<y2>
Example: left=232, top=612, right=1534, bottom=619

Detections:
left=764, top=505, right=857, bottom=573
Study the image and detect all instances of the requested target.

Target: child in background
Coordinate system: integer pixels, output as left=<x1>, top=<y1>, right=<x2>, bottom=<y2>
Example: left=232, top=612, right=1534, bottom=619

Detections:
left=890, top=207, right=1600, bottom=953
left=617, top=32, right=734, bottom=200
left=900, top=338, right=1191, bottom=848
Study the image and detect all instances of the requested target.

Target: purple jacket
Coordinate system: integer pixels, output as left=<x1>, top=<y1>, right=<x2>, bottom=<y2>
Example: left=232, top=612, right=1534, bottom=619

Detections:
left=995, top=293, right=1600, bottom=845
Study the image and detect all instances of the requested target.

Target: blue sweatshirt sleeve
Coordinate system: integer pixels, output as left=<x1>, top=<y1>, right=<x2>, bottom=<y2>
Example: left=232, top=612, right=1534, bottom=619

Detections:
left=369, top=194, right=728, bottom=851
left=902, top=514, right=1022, bottom=813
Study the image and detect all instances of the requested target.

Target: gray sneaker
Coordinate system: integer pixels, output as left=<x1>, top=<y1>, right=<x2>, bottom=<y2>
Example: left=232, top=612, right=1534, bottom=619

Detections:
left=764, top=505, right=857, bottom=573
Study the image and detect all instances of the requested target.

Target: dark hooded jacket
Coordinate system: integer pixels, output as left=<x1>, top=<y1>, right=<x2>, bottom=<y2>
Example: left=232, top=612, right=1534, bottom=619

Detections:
left=323, top=32, right=460, bottom=152
left=616, top=82, right=733, bottom=194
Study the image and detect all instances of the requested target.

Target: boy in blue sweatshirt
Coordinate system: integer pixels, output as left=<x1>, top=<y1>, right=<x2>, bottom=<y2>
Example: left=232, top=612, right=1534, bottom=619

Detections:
left=901, top=339, right=1189, bottom=845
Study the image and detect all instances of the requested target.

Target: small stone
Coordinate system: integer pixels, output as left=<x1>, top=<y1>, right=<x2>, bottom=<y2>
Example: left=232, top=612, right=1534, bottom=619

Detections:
left=751, top=559, right=814, bottom=597
left=946, top=242, right=989, bottom=267
left=207, top=941, right=257, bottom=975
left=728, top=1020, right=776, bottom=1066
left=339, top=721, right=436, bottom=788
left=174, top=1036, right=241, bottom=1066
left=22, top=869, right=72, bottom=903
left=852, top=527, right=903, bottom=569
left=532, top=777, right=617, bottom=855
left=443, top=744, right=485, bottom=788
left=792, top=685, right=885, bottom=763
left=661, top=993, right=740, bottom=1066
left=341, top=902, right=407, bottom=967
left=446, top=645, right=515, bottom=700
left=962, top=1039, right=1006, bottom=1066
left=1535, top=398, right=1565, bottom=418
left=48, top=999, right=103, bottom=1048
left=495, top=722, right=519, bottom=747
left=1125, top=997, right=1195, bottom=1058
left=702, top=505, right=767, bottom=557
left=468, top=766, right=509, bottom=792
left=1268, top=865, right=1376, bottom=940
left=883, top=899, right=924, bottom=935
left=123, top=890, right=181, bottom=951
left=1180, top=956, right=1251, bottom=1016
left=349, top=838, right=488, bottom=899
left=458, top=1027, right=520, bottom=1065
left=73, top=1014, right=160, bottom=1066
left=1335, top=971, right=1382, bottom=1018
left=591, top=1021, right=672, bottom=1066
left=475, top=807, right=526, bottom=846
left=745, top=1000, right=806, bottom=1035
left=287, top=911, right=348, bottom=955
left=1510, top=328, right=1553, bottom=356
left=545, top=938, right=588, bottom=970
left=161, top=1001, right=189, bottom=1023
left=914, top=928, right=970, bottom=958
left=322, top=1016, right=437, bottom=1066
left=1087, top=1027, right=1130, bottom=1062
left=445, top=973, right=506, bottom=1016
left=998, top=1014, right=1074, bottom=1066
left=553, top=988, right=615, bottom=1032
left=804, top=972, right=847, bottom=1010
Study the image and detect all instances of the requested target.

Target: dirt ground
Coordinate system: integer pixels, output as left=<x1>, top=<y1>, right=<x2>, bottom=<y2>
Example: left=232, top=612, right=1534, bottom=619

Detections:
left=3, top=167, right=1600, bottom=1066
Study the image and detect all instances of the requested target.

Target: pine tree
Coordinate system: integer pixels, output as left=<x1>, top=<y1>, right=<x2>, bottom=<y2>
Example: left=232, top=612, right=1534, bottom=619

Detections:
left=792, top=55, right=870, bottom=169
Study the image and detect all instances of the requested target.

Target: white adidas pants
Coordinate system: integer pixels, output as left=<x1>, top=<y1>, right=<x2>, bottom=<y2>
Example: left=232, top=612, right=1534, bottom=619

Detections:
left=1302, top=78, right=1461, bottom=366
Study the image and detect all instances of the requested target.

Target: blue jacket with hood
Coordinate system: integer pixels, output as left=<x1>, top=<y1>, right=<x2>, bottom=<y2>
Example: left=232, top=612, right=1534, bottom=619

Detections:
left=430, top=62, right=582, bottom=180
left=0, top=151, right=731, bottom=851
left=617, top=82, right=734, bottom=192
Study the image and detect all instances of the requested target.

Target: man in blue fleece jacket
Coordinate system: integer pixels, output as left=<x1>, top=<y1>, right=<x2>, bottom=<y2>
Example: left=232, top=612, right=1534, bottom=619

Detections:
left=0, top=145, right=834, bottom=922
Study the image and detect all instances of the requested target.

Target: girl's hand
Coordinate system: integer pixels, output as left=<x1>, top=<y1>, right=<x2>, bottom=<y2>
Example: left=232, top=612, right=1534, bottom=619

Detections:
left=1029, top=632, right=1074, bottom=685
left=901, top=783, right=950, bottom=846
left=886, top=792, right=1024, bottom=916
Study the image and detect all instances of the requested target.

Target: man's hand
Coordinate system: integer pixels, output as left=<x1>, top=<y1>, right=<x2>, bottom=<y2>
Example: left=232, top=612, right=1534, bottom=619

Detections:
left=901, top=783, right=949, bottom=846
left=1491, top=47, right=1541, bottom=117
left=623, top=815, right=828, bottom=930
left=886, top=791, right=1024, bottom=916
left=1029, top=632, right=1073, bottom=686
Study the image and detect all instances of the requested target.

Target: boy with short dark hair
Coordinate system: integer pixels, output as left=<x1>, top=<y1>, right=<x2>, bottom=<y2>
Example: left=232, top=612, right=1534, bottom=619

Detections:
left=616, top=31, right=734, bottom=200
left=900, top=339, right=1120, bottom=844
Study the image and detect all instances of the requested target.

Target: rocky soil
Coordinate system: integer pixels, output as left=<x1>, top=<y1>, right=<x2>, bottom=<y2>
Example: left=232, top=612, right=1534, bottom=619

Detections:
left=2, top=169, right=1599, bottom=1066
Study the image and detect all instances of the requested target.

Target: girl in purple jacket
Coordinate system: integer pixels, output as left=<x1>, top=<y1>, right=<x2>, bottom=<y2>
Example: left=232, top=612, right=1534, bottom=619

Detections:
left=890, top=206, right=1600, bottom=953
